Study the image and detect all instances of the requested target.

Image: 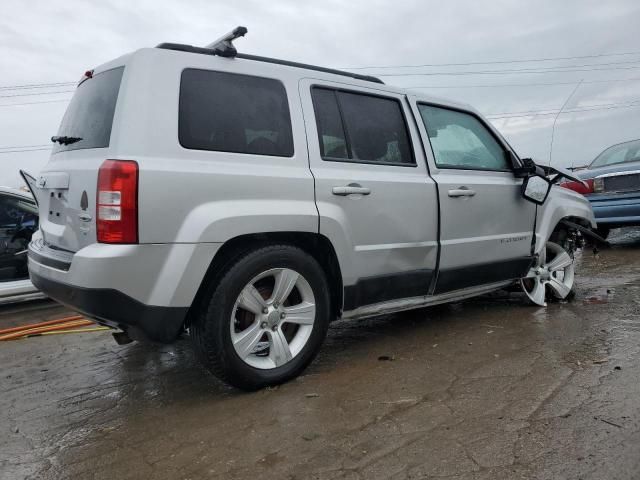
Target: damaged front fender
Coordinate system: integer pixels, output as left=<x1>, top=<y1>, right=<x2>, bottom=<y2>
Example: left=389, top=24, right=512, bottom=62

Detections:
left=534, top=185, right=597, bottom=254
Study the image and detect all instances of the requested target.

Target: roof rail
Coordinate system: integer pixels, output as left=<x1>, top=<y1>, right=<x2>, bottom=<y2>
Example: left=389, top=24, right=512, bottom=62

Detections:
left=155, top=26, right=384, bottom=85
left=235, top=53, right=384, bottom=84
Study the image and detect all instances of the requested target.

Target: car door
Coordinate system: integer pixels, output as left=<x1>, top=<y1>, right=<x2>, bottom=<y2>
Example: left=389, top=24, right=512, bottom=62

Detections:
left=299, top=80, right=439, bottom=310
left=0, top=192, right=38, bottom=282
left=410, top=100, right=536, bottom=293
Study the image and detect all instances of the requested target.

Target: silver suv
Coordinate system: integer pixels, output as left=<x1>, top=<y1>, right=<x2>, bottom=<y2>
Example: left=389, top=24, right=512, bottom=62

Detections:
left=25, top=29, right=595, bottom=389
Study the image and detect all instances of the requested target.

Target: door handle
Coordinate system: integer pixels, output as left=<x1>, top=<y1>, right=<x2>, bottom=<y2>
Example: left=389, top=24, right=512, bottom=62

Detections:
left=332, top=183, right=371, bottom=196
left=448, top=188, right=476, bottom=198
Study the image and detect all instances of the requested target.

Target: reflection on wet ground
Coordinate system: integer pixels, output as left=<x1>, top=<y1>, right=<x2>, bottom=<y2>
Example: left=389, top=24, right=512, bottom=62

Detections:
left=2, top=228, right=640, bottom=479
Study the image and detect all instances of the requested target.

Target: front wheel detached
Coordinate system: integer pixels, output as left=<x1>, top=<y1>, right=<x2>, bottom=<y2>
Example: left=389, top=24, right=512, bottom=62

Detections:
left=521, top=241, right=575, bottom=306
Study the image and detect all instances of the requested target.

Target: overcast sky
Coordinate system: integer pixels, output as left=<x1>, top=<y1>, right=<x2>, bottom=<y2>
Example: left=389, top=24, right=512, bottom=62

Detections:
left=1, top=0, right=639, bottom=187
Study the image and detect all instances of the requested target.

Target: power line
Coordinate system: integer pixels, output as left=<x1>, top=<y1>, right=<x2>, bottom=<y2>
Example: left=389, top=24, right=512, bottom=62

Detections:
left=0, top=90, right=75, bottom=98
left=489, top=101, right=640, bottom=119
left=343, top=50, right=640, bottom=70
left=489, top=107, right=567, bottom=116
left=487, top=100, right=640, bottom=120
left=0, top=99, right=70, bottom=108
left=488, top=98, right=640, bottom=116
left=375, top=59, right=640, bottom=74
left=407, top=77, right=640, bottom=89
left=0, top=147, right=52, bottom=154
left=376, top=63, right=640, bottom=77
left=0, top=143, right=50, bottom=150
left=0, top=81, right=76, bottom=91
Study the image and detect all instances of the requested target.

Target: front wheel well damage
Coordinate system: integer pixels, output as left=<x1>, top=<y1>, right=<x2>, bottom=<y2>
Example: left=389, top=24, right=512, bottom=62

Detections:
left=557, top=216, right=608, bottom=246
left=549, top=216, right=606, bottom=253
left=184, top=232, right=343, bottom=329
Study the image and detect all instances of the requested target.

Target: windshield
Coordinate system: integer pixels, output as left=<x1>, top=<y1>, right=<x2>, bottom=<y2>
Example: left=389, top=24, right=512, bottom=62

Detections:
left=590, top=139, right=640, bottom=169
left=53, top=67, right=124, bottom=153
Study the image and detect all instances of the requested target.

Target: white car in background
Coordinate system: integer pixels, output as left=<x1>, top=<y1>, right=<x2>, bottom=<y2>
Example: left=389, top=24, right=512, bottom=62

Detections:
left=0, top=186, right=43, bottom=304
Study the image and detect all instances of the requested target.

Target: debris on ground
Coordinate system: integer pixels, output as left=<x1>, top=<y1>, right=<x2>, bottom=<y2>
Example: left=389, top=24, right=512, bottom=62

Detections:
left=377, top=355, right=395, bottom=361
left=0, top=316, right=108, bottom=341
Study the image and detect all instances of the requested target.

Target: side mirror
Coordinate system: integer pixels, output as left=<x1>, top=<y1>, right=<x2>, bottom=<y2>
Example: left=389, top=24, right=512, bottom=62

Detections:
left=511, top=155, right=538, bottom=178
left=522, top=174, right=552, bottom=205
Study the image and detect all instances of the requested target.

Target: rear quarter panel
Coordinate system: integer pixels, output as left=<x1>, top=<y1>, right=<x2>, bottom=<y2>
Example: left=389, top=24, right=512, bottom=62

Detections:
left=118, top=49, right=318, bottom=244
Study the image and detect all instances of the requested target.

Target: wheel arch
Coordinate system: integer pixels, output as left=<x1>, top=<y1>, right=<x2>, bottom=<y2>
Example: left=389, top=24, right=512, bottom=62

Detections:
left=185, top=232, right=344, bottom=326
left=535, top=186, right=596, bottom=254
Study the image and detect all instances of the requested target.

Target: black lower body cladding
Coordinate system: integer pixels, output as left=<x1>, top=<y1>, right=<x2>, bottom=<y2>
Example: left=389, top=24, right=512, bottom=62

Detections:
left=30, top=271, right=187, bottom=343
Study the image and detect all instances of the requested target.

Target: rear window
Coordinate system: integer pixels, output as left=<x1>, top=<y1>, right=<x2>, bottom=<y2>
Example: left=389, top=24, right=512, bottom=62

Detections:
left=53, top=67, right=124, bottom=153
left=179, top=69, right=294, bottom=157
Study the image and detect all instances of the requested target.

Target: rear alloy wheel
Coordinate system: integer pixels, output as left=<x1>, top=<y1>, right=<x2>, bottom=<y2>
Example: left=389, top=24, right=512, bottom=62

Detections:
left=521, top=241, right=575, bottom=306
left=231, top=268, right=316, bottom=370
left=190, top=245, right=330, bottom=390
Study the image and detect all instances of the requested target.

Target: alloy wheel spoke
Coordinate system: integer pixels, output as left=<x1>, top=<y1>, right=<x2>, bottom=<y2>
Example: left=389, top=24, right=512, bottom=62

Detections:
left=549, top=277, right=571, bottom=298
left=529, top=281, right=547, bottom=306
left=268, top=328, right=293, bottom=367
left=270, top=269, right=299, bottom=305
left=238, top=284, right=267, bottom=315
left=283, top=302, right=316, bottom=325
left=524, top=268, right=538, bottom=279
left=233, top=321, right=264, bottom=359
left=546, top=251, right=572, bottom=272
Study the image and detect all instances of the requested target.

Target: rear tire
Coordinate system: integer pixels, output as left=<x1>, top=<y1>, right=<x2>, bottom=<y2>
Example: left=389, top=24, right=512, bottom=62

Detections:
left=190, top=245, right=331, bottom=390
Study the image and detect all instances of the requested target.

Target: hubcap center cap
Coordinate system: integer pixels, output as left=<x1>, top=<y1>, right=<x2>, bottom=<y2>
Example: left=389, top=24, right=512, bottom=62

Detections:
left=267, top=310, right=281, bottom=328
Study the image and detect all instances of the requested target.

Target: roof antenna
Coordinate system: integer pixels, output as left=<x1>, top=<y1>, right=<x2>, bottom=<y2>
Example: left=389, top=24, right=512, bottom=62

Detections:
left=549, top=78, right=583, bottom=168
left=205, top=26, right=248, bottom=57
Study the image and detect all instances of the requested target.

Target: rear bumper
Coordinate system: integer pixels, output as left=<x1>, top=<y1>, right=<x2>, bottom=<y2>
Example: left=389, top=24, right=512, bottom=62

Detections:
left=27, top=231, right=222, bottom=342
left=30, top=270, right=186, bottom=342
left=586, top=193, right=640, bottom=227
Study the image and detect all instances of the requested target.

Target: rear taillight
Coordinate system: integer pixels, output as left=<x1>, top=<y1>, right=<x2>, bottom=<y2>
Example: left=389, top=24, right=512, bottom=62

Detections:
left=97, top=160, right=138, bottom=243
left=560, top=178, right=594, bottom=195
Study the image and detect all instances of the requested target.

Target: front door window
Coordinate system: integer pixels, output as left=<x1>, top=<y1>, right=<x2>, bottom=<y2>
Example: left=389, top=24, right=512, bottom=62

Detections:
left=418, top=105, right=510, bottom=171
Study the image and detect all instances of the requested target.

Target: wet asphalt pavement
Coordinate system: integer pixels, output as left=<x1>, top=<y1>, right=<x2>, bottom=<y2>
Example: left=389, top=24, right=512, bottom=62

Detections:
left=2, top=230, right=640, bottom=480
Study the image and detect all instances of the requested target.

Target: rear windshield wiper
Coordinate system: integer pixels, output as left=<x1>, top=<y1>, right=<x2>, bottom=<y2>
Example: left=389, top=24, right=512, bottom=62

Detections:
left=51, top=135, right=82, bottom=145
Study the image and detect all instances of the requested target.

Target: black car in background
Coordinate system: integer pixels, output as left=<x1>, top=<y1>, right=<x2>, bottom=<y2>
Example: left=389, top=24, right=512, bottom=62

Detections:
left=0, top=186, right=42, bottom=302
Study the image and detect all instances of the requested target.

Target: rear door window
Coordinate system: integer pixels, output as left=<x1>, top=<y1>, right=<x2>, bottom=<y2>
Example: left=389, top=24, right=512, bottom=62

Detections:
left=311, top=87, right=415, bottom=166
left=179, top=69, right=294, bottom=157
left=311, top=89, right=349, bottom=159
left=53, top=67, right=124, bottom=153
